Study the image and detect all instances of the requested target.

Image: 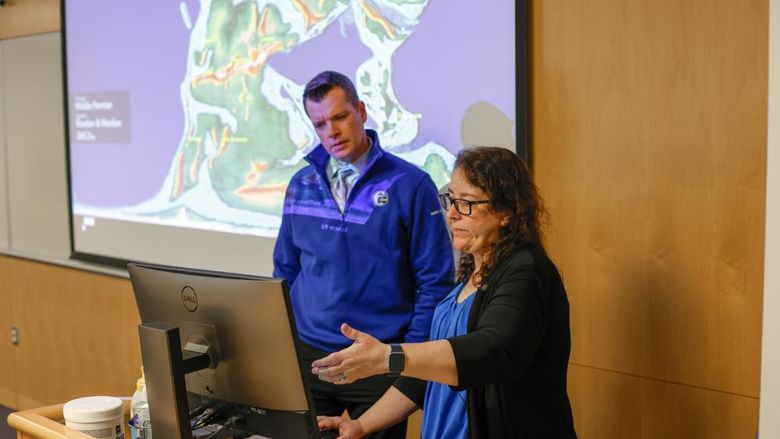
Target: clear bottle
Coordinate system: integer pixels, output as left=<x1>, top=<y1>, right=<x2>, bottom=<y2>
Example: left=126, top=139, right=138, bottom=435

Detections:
left=130, top=369, right=152, bottom=439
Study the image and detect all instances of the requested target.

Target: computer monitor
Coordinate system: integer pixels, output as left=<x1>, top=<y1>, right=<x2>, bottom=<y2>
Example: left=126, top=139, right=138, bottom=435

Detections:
left=128, top=262, right=318, bottom=439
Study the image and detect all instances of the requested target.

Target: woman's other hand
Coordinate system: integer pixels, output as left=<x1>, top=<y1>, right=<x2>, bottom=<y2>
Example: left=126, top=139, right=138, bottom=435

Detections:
left=317, top=415, right=365, bottom=439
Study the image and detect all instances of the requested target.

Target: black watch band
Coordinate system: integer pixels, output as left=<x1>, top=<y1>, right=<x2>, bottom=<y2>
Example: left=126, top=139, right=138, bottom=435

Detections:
left=387, top=343, right=405, bottom=377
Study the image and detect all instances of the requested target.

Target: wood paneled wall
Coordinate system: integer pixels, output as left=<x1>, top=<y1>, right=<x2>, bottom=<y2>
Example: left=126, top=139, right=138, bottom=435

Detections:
left=0, top=257, right=15, bottom=407
left=530, top=0, right=766, bottom=437
left=0, top=0, right=59, bottom=40
left=0, top=255, right=141, bottom=410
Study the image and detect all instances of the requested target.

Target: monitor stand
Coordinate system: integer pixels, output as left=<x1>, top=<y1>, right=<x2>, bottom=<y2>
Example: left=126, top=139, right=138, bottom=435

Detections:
left=139, top=322, right=211, bottom=439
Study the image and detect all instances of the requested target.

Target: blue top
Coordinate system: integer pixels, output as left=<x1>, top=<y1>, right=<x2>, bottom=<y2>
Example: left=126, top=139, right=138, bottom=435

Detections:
left=421, top=283, right=475, bottom=439
left=273, top=129, right=455, bottom=351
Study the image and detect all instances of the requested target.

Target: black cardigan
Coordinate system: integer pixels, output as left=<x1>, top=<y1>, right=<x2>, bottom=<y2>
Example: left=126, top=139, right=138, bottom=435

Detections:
left=395, top=245, right=577, bottom=438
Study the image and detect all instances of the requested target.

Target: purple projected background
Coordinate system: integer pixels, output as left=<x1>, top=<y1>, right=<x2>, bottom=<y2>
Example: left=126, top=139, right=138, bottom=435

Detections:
left=67, top=0, right=196, bottom=207
left=65, top=0, right=515, bottom=210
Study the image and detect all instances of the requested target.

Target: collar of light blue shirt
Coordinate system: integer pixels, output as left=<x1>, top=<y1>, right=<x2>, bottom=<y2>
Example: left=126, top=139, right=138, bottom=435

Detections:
left=328, top=135, right=374, bottom=179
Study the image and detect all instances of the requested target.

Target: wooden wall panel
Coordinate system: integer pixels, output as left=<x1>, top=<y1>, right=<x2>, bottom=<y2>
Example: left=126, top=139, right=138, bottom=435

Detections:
left=0, top=255, right=140, bottom=409
left=530, top=0, right=767, bottom=436
left=0, top=0, right=59, bottom=40
left=568, top=364, right=759, bottom=438
left=0, top=256, right=16, bottom=407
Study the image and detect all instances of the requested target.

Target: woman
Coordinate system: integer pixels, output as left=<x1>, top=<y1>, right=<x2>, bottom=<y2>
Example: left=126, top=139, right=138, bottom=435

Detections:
left=312, top=147, right=577, bottom=438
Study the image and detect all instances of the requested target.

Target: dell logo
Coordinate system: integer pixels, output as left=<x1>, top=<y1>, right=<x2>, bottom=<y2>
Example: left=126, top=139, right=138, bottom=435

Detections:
left=181, top=286, right=198, bottom=312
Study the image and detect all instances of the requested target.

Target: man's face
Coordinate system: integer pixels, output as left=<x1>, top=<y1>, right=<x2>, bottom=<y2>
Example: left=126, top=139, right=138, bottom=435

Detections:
left=305, top=87, right=369, bottom=163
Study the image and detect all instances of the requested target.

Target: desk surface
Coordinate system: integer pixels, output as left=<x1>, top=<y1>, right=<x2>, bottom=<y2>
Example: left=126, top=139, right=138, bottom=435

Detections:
left=7, top=401, right=130, bottom=439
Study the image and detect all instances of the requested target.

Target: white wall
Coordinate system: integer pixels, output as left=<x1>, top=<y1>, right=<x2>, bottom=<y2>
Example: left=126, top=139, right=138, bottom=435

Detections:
left=0, top=33, right=123, bottom=277
left=1, top=33, right=70, bottom=260
left=760, top=0, right=780, bottom=436
left=0, top=41, right=9, bottom=250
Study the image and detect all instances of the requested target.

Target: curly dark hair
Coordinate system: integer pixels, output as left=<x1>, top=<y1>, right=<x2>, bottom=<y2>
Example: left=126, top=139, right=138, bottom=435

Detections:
left=454, top=147, right=549, bottom=286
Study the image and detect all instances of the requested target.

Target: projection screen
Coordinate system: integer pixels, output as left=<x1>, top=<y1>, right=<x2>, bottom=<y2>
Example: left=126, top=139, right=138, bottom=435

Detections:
left=63, top=0, right=523, bottom=275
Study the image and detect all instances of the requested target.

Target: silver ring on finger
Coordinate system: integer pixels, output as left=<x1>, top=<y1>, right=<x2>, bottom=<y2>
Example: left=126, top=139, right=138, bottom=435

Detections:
left=338, top=373, right=347, bottom=384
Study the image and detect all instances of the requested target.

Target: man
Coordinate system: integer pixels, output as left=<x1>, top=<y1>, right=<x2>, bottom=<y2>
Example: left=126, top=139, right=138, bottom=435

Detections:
left=273, top=71, right=454, bottom=438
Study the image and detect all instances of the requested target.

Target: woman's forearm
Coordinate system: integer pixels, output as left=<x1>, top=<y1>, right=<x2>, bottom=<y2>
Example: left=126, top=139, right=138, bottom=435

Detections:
left=357, top=386, right=419, bottom=435
left=399, top=339, right=459, bottom=386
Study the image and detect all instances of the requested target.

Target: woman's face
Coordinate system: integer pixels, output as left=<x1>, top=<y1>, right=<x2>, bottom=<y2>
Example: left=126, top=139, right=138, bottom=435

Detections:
left=446, top=168, right=507, bottom=258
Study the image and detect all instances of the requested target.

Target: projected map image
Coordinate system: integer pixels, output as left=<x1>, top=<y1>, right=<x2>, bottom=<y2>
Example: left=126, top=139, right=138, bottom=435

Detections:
left=69, top=0, right=515, bottom=238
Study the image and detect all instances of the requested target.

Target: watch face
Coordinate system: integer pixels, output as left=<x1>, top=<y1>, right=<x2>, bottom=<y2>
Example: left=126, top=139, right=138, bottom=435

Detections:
left=389, top=353, right=404, bottom=372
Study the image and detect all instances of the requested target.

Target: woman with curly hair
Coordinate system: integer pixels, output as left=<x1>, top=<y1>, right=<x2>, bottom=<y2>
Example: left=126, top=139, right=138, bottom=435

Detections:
left=312, top=147, right=577, bottom=439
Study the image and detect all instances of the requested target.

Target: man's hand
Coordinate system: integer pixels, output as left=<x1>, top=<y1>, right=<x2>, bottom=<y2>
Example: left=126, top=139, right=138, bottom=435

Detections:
left=311, top=323, right=391, bottom=384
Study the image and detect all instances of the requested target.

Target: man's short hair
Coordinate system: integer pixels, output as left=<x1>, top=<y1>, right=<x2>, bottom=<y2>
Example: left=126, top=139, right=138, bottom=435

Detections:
left=303, top=71, right=360, bottom=111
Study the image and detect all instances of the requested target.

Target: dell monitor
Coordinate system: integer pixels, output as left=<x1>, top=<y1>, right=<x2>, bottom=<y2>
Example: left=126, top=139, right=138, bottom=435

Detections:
left=128, top=262, right=319, bottom=439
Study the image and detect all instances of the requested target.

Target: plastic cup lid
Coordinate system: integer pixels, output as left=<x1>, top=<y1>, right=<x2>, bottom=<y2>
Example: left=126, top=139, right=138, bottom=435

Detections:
left=63, top=396, right=124, bottom=423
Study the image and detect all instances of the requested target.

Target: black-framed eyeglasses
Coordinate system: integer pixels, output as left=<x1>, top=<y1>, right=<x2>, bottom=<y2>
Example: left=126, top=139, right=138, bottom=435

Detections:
left=439, top=193, right=489, bottom=216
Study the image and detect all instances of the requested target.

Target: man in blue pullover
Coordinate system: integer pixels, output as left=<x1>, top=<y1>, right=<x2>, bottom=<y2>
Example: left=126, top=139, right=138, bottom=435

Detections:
left=273, top=71, right=454, bottom=438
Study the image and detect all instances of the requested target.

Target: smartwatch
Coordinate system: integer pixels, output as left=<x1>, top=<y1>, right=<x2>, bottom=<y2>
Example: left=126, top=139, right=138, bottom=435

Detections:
left=387, top=343, right=405, bottom=377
